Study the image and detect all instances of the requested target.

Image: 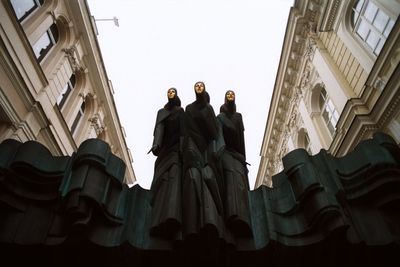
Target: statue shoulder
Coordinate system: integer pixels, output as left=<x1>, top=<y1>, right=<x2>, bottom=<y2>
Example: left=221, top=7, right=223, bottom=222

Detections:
left=185, top=103, right=195, bottom=113
left=217, top=112, right=226, bottom=121
left=156, top=108, right=170, bottom=124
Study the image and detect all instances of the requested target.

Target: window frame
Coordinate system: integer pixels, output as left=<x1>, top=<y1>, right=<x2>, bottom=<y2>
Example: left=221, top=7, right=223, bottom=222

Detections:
left=319, top=87, right=339, bottom=136
left=57, top=74, right=76, bottom=110
left=32, top=23, right=59, bottom=62
left=9, top=0, right=44, bottom=22
left=351, top=0, right=397, bottom=56
left=71, top=101, right=85, bottom=134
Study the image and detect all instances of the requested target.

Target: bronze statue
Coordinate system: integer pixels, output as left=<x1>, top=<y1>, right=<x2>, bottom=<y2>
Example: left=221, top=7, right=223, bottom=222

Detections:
left=181, top=81, right=225, bottom=238
left=148, top=87, right=184, bottom=239
left=217, top=90, right=252, bottom=237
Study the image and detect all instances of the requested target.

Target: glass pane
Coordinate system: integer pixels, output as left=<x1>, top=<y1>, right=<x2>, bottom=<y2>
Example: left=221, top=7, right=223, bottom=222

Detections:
left=49, top=24, right=59, bottom=43
left=332, top=110, right=340, bottom=124
left=327, top=121, right=335, bottom=135
left=322, top=109, right=330, bottom=123
left=355, top=0, right=365, bottom=12
left=57, top=84, right=68, bottom=104
left=374, top=10, right=389, bottom=33
left=57, top=84, right=72, bottom=109
left=356, top=20, right=370, bottom=40
left=383, top=19, right=395, bottom=37
left=364, top=2, right=378, bottom=22
left=10, top=0, right=36, bottom=20
left=70, top=74, right=76, bottom=87
left=320, top=87, right=327, bottom=98
left=33, top=32, right=51, bottom=59
left=71, top=111, right=82, bottom=134
left=374, top=38, right=384, bottom=55
left=327, top=99, right=335, bottom=112
left=352, top=11, right=360, bottom=27
left=80, top=101, right=86, bottom=113
left=366, top=31, right=380, bottom=50
left=319, top=94, right=325, bottom=109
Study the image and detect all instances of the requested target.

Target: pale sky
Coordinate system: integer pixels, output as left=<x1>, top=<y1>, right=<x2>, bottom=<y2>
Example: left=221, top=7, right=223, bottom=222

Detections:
left=87, top=0, right=293, bottom=189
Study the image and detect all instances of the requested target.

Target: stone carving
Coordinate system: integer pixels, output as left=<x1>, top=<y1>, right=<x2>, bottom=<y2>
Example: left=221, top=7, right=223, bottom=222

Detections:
left=88, top=113, right=105, bottom=136
left=62, top=46, right=85, bottom=72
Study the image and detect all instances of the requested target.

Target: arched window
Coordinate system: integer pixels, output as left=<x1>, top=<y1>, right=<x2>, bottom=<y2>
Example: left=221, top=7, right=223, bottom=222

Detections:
left=304, top=133, right=311, bottom=154
left=71, top=101, right=85, bottom=134
left=10, top=0, right=44, bottom=22
left=33, top=23, right=59, bottom=62
left=57, top=74, right=76, bottom=110
left=297, top=128, right=312, bottom=154
left=352, top=0, right=396, bottom=56
left=319, top=87, right=339, bottom=135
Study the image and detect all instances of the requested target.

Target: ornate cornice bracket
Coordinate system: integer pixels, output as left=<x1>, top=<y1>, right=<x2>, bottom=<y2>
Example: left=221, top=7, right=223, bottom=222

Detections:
left=89, top=113, right=105, bottom=136
left=62, top=46, right=86, bottom=73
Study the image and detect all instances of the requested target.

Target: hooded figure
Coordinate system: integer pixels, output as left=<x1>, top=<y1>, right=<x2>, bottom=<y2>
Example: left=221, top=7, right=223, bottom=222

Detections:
left=149, top=87, right=184, bottom=240
left=217, top=90, right=252, bottom=237
left=182, top=81, right=226, bottom=239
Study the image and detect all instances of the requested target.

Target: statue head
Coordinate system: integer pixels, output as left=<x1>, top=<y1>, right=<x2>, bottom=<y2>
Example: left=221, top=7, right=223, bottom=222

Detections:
left=165, top=87, right=181, bottom=109
left=194, top=82, right=205, bottom=94
left=225, top=90, right=235, bottom=102
left=220, top=90, right=236, bottom=114
left=167, top=88, right=177, bottom=99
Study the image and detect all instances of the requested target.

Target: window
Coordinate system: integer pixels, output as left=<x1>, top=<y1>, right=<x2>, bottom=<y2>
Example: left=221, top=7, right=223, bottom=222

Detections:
left=33, top=23, right=59, bottom=62
left=304, top=133, right=312, bottom=154
left=352, top=0, right=396, bottom=55
left=10, top=0, right=44, bottom=22
left=319, top=87, right=339, bottom=135
left=71, top=101, right=85, bottom=134
left=57, top=74, right=76, bottom=109
left=297, top=128, right=312, bottom=154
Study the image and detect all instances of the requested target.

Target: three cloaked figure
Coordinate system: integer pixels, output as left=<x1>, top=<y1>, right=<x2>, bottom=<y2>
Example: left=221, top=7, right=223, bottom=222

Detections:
left=149, top=84, right=251, bottom=241
left=149, top=87, right=184, bottom=239
left=181, top=81, right=225, bottom=238
left=217, top=90, right=252, bottom=237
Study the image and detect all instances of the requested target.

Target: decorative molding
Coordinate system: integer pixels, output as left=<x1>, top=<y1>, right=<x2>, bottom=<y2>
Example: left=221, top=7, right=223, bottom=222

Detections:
left=377, top=91, right=400, bottom=130
left=374, top=77, right=386, bottom=91
left=62, top=46, right=85, bottom=73
left=320, top=0, right=340, bottom=32
left=256, top=0, right=327, bottom=187
left=89, top=113, right=105, bottom=136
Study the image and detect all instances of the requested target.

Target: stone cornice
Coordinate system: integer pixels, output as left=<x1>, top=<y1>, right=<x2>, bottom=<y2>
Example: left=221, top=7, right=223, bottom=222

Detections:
left=64, top=0, right=136, bottom=183
left=256, top=0, right=326, bottom=188
left=319, top=0, right=341, bottom=32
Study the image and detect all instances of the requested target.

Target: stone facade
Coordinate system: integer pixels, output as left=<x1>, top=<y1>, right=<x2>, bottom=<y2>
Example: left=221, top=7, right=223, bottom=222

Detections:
left=256, top=0, right=400, bottom=188
left=0, top=0, right=135, bottom=183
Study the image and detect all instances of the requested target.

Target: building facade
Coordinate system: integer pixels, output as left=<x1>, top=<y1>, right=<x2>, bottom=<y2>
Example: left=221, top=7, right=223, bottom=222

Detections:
left=0, top=0, right=135, bottom=183
left=256, top=0, right=400, bottom=188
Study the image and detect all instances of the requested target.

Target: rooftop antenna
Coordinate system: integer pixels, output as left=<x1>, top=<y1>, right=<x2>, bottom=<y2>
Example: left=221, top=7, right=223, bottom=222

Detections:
left=95, top=16, right=119, bottom=27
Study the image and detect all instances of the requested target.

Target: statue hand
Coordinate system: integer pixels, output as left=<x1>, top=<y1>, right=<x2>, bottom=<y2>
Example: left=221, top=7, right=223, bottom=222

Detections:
left=147, top=145, right=160, bottom=156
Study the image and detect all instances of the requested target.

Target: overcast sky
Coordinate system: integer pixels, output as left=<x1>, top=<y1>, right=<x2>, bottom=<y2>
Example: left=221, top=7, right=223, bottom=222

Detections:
left=87, top=0, right=293, bottom=189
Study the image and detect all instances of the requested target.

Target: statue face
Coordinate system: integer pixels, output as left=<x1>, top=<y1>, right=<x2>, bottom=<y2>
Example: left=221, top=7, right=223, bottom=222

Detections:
left=226, top=90, right=235, bottom=102
left=194, top=82, right=205, bottom=94
left=167, top=88, right=176, bottom=99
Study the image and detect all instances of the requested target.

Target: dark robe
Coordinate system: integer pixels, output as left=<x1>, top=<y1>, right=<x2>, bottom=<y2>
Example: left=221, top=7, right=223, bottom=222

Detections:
left=182, top=91, right=225, bottom=238
left=149, top=98, right=184, bottom=240
left=218, top=100, right=252, bottom=237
